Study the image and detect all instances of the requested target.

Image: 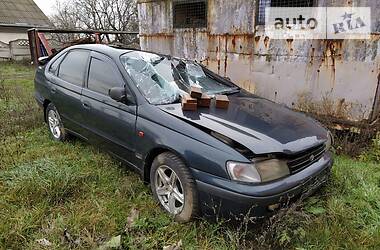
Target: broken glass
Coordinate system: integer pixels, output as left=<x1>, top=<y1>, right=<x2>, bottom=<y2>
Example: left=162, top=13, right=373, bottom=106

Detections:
left=120, top=51, right=238, bottom=105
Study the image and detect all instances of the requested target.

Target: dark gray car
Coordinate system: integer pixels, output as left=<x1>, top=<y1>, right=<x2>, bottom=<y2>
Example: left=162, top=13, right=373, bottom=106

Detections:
left=34, top=44, right=333, bottom=222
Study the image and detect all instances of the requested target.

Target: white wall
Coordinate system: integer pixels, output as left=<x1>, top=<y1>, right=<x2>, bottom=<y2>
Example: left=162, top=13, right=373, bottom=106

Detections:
left=0, top=27, right=30, bottom=60
left=0, top=27, right=28, bottom=44
left=0, top=32, right=28, bottom=44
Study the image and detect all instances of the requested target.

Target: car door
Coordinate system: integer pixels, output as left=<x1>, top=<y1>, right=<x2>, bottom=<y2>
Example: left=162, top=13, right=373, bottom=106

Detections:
left=46, top=49, right=90, bottom=136
left=81, top=51, right=138, bottom=167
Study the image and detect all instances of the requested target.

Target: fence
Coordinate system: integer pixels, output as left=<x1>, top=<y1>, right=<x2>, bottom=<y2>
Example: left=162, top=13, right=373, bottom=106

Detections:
left=0, top=39, right=30, bottom=61
left=28, top=28, right=139, bottom=65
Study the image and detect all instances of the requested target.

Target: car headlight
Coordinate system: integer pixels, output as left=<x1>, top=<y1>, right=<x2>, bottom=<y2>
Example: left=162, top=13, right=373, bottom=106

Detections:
left=226, top=159, right=290, bottom=183
left=226, top=162, right=261, bottom=183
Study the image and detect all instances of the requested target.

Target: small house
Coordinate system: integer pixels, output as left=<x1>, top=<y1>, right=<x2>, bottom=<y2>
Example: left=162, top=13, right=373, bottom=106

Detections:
left=0, top=0, right=51, bottom=60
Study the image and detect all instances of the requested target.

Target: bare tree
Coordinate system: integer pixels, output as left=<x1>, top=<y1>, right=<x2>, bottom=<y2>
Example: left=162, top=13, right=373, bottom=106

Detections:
left=51, top=1, right=81, bottom=29
left=50, top=0, right=138, bottom=45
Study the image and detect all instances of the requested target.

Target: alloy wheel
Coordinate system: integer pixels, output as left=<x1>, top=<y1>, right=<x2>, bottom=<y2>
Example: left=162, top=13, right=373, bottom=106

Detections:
left=47, top=109, right=61, bottom=139
left=154, top=165, right=185, bottom=215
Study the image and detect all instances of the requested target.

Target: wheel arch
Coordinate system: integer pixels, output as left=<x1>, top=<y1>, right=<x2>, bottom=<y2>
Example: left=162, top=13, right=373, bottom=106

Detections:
left=43, top=99, right=51, bottom=122
left=143, top=147, right=189, bottom=184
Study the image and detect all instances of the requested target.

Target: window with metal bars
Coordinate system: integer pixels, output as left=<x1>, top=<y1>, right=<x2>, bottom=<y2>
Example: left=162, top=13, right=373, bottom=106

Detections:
left=256, top=0, right=315, bottom=25
left=173, top=0, right=207, bottom=28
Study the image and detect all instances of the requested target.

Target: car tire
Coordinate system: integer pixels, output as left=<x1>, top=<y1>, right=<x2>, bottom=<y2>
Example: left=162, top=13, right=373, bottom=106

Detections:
left=45, top=103, right=67, bottom=141
left=150, top=152, right=198, bottom=222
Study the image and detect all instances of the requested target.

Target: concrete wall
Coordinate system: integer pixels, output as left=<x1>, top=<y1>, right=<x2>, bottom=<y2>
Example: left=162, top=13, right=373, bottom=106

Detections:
left=138, top=0, right=380, bottom=122
left=0, top=39, right=30, bottom=61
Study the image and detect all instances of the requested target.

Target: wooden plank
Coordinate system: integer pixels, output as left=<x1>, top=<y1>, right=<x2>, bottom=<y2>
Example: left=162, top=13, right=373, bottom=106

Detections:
left=37, top=32, right=53, bottom=56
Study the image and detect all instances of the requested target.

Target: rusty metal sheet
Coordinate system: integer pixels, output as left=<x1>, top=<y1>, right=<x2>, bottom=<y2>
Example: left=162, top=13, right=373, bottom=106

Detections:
left=138, top=0, right=173, bottom=35
left=208, top=0, right=255, bottom=35
left=138, top=0, right=380, bottom=122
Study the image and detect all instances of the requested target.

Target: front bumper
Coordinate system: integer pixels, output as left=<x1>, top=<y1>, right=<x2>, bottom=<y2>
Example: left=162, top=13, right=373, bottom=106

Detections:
left=192, top=152, right=333, bottom=218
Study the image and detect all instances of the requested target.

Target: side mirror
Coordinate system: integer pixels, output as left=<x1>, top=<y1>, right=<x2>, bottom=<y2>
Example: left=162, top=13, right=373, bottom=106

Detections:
left=109, top=87, right=126, bottom=102
left=38, top=56, right=49, bottom=66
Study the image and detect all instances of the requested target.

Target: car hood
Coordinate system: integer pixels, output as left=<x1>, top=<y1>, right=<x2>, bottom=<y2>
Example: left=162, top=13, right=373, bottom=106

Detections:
left=159, top=93, right=328, bottom=155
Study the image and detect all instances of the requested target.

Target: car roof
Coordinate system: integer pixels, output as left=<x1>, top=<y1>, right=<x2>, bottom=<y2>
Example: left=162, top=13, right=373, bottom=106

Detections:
left=65, top=44, right=187, bottom=63
left=66, top=44, right=140, bottom=60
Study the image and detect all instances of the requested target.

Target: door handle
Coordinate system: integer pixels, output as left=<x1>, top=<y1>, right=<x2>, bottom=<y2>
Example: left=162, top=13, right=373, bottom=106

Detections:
left=51, top=86, right=57, bottom=94
left=82, top=102, right=91, bottom=109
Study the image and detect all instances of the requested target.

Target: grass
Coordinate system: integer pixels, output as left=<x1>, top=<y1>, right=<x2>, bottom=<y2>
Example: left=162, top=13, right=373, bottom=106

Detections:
left=0, top=61, right=379, bottom=249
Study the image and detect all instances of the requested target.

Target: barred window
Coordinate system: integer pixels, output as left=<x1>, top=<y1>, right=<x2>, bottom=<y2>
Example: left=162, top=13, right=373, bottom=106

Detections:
left=256, top=0, right=315, bottom=25
left=173, top=0, right=207, bottom=28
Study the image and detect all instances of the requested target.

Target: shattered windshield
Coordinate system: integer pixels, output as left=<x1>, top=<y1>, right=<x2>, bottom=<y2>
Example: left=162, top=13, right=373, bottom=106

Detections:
left=120, top=51, right=237, bottom=105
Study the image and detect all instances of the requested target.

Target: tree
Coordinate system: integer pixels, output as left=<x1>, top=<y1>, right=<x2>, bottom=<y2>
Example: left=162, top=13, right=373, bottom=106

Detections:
left=50, top=0, right=138, bottom=45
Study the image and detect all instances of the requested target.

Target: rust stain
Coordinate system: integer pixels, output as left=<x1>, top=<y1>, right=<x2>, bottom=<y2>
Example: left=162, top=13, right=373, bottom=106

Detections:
left=286, top=38, right=294, bottom=54
left=335, top=39, right=344, bottom=50
left=254, top=36, right=261, bottom=48
left=264, top=36, right=270, bottom=48
left=207, top=34, right=255, bottom=38
left=317, top=40, right=344, bottom=89
left=139, top=33, right=174, bottom=38
left=327, top=40, right=343, bottom=85
left=224, top=37, right=228, bottom=76
left=207, top=34, right=254, bottom=55
left=329, top=42, right=336, bottom=75
left=310, top=47, right=315, bottom=65
left=231, top=36, right=236, bottom=49
left=217, top=36, right=221, bottom=74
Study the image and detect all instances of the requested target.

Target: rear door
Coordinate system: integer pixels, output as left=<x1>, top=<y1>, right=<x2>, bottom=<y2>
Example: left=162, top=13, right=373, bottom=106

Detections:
left=81, top=51, right=138, bottom=166
left=47, top=49, right=90, bottom=136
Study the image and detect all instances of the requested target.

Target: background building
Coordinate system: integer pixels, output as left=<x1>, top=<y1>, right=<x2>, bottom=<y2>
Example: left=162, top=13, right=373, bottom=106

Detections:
left=137, top=0, right=380, bottom=124
left=0, top=0, right=50, bottom=60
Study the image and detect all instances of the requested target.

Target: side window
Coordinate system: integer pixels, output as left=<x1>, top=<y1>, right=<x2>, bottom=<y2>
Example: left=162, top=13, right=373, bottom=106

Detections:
left=88, top=57, right=122, bottom=96
left=58, top=50, right=89, bottom=86
left=48, top=53, right=65, bottom=75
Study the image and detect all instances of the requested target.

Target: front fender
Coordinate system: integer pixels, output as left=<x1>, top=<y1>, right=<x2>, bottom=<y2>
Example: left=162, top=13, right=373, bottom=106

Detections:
left=136, top=112, right=248, bottom=179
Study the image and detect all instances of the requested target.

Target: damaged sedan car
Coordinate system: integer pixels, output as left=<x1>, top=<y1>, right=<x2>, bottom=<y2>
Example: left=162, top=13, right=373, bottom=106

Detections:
left=35, top=44, right=333, bottom=222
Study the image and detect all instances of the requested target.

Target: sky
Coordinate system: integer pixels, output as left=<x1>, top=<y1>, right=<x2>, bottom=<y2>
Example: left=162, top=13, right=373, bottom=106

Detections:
left=33, top=0, right=59, bottom=16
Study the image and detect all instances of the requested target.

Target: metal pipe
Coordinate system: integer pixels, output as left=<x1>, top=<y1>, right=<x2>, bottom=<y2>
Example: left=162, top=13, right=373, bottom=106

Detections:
left=27, top=28, right=138, bottom=35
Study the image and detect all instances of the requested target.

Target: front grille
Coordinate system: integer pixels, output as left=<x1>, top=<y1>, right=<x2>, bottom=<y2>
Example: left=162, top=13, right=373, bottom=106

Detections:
left=287, top=143, right=326, bottom=174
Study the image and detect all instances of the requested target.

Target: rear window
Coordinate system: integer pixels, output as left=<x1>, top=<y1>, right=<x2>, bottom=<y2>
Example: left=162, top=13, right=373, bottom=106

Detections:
left=58, top=50, right=89, bottom=86
left=87, top=58, right=122, bottom=95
